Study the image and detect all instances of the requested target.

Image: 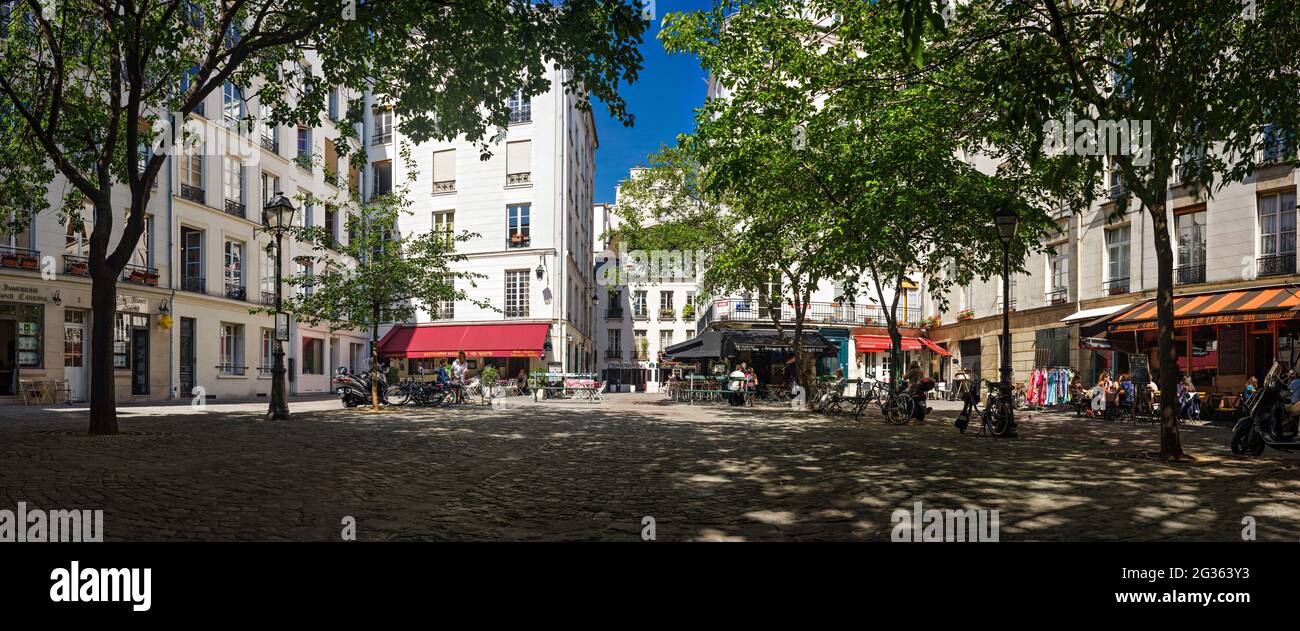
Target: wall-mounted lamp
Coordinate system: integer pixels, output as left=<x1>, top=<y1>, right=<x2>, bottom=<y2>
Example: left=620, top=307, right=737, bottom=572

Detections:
left=158, top=299, right=170, bottom=315
left=51, top=290, right=61, bottom=306
left=535, top=263, right=545, bottom=280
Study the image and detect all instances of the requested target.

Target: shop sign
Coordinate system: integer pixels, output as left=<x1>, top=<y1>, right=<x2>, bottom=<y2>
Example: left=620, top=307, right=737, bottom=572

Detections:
left=117, top=295, right=149, bottom=313
left=0, top=283, right=47, bottom=304
left=1112, top=309, right=1300, bottom=332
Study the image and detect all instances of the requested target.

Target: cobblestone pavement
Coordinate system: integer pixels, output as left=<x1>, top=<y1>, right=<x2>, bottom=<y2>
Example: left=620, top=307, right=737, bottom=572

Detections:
left=1, top=394, right=1297, bottom=541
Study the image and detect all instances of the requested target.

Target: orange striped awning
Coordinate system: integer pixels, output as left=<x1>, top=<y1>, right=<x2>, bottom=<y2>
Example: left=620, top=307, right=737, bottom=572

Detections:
left=1107, top=285, right=1300, bottom=332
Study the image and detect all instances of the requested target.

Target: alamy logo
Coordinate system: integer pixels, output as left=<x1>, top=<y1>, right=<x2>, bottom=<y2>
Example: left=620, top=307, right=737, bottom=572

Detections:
left=0, top=502, right=103, bottom=542
left=891, top=501, right=999, bottom=542
left=50, top=561, right=151, bottom=612
left=1043, top=112, right=1152, bottom=166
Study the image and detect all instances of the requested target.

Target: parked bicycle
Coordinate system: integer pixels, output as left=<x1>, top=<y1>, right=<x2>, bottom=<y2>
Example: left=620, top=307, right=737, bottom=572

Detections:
left=955, top=379, right=1013, bottom=437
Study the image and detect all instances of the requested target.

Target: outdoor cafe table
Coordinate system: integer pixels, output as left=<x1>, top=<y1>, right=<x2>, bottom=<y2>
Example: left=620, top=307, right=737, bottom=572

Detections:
left=533, top=374, right=601, bottom=402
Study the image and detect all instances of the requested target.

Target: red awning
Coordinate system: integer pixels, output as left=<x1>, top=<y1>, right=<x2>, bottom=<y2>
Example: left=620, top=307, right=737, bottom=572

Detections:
left=377, top=323, right=550, bottom=359
left=855, top=335, right=951, bottom=356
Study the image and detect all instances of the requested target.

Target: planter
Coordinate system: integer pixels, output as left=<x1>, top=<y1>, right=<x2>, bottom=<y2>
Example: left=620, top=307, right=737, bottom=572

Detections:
left=1, top=255, right=18, bottom=268
left=128, top=271, right=148, bottom=284
left=69, top=263, right=89, bottom=276
left=956, top=310, right=975, bottom=321
left=144, top=272, right=160, bottom=287
left=18, top=255, right=38, bottom=269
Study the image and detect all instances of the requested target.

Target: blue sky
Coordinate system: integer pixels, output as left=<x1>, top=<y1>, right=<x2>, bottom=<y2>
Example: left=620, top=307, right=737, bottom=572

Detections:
left=592, top=0, right=713, bottom=204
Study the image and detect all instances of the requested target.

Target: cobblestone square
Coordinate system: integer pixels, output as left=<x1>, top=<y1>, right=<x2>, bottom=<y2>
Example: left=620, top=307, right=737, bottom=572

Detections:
left=1, top=395, right=1297, bottom=541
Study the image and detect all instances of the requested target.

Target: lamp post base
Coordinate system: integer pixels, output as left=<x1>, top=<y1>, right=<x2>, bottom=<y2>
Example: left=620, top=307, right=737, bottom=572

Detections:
left=268, top=345, right=290, bottom=420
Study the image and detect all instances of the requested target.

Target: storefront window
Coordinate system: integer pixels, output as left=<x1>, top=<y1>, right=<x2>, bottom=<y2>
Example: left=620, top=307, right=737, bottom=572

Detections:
left=113, top=313, right=149, bottom=369
left=1190, top=326, right=1217, bottom=387
left=14, top=304, right=42, bottom=368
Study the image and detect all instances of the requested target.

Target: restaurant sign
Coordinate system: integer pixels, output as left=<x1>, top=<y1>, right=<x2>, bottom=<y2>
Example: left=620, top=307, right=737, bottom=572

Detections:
left=0, top=283, right=48, bottom=304
left=1111, top=309, right=1299, bottom=332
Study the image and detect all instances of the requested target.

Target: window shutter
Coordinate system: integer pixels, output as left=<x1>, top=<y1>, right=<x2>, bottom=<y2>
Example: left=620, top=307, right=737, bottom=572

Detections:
left=433, top=149, right=455, bottom=182
left=507, top=141, right=531, bottom=175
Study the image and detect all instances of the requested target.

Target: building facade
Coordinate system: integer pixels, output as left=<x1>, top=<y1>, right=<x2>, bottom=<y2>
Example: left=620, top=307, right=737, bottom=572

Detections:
left=930, top=150, right=1300, bottom=395
left=371, top=66, right=600, bottom=377
left=1, top=66, right=370, bottom=404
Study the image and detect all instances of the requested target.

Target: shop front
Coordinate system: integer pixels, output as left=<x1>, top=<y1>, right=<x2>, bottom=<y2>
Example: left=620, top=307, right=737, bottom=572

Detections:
left=376, top=322, right=550, bottom=380
left=1097, top=285, right=1300, bottom=397
left=663, top=328, right=838, bottom=387
left=853, top=333, right=951, bottom=382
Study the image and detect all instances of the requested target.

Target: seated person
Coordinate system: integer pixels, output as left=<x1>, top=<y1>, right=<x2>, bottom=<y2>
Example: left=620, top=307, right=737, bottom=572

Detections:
left=815, top=369, right=847, bottom=411
left=1089, top=372, right=1111, bottom=417
left=1243, top=376, right=1258, bottom=405
left=1177, top=376, right=1200, bottom=420
left=1117, top=373, right=1135, bottom=408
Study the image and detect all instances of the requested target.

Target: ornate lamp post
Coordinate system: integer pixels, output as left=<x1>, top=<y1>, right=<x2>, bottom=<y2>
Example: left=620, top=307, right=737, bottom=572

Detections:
left=994, top=203, right=1020, bottom=436
left=263, top=192, right=296, bottom=420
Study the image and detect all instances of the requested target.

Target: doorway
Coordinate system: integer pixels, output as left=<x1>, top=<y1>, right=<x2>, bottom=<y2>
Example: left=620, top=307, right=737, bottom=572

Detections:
left=63, top=311, right=87, bottom=401
left=1251, top=332, right=1274, bottom=383
left=180, top=317, right=196, bottom=397
left=131, top=328, right=150, bottom=396
left=0, top=318, right=14, bottom=396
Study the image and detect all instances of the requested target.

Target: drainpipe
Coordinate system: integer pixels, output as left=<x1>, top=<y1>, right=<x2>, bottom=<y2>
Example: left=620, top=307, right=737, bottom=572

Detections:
left=167, top=151, right=176, bottom=400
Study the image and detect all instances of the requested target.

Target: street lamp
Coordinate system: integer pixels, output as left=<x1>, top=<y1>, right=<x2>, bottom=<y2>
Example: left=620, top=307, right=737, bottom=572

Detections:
left=263, top=192, right=296, bottom=420
left=994, top=203, right=1020, bottom=436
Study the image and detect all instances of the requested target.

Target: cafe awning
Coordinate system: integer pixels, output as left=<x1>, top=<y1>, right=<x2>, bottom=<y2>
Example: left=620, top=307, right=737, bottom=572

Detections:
left=854, top=335, right=952, bottom=356
left=376, top=323, right=549, bottom=358
left=1061, top=303, right=1132, bottom=323
left=1105, top=285, right=1300, bottom=333
left=663, top=331, right=725, bottom=360
left=724, top=330, right=837, bottom=354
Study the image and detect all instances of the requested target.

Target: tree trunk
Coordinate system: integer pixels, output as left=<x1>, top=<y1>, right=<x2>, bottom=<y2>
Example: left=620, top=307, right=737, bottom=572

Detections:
left=1148, top=205, right=1186, bottom=460
left=88, top=264, right=119, bottom=435
left=370, top=304, right=381, bottom=411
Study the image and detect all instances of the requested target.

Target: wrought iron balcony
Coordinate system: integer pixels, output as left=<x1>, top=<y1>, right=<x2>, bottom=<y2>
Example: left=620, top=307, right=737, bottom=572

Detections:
left=1257, top=253, right=1296, bottom=278
left=1047, top=288, right=1069, bottom=304
left=225, top=282, right=247, bottom=301
left=701, top=299, right=924, bottom=328
left=605, top=307, right=624, bottom=319
left=658, top=308, right=676, bottom=321
left=1176, top=263, right=1206, bottom=285
left=372, top=131, right=392, bottom=145
left=433, top=180, right=456, bottom=194
left=509, top=105, right=532, bottom=124
left=260, top=134, right=279, bottom=153
left=122, top=263, right=160, bottom=286
left=179, top=183, right=204, bottom=204
left=0, top=245, right=41, bottom=271
left=507, top=233, right=531, bottom=248
left=631, top=308, right=650, bottom=321
left=506, top=172, right=531, bottom=186
left=260, top=291, right=276, bottom=306
left=223, top=198, right=246, bottom=219
left=63, top=254, right=90, bottom=277
left=1103, top=276, right=1130, bottom=295
left=181, top=276, right=206, bottom=293
left=605, top=349, right=623, bottom=359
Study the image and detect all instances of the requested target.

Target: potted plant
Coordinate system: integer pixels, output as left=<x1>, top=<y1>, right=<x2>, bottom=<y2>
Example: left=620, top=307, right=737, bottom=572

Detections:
left=128, top=268, right=148, bottom=284
left=681, top=303, right=695, bottom=320
left=922, top=315, right=942, bottom=328
left=481, top=365, right=500, bottom=397
left=956, top=308, right=975, bottom=321
left=1, top=252, right=17, bottom=267
left=68, top=260, right=89, bottom=276
left=18, top=253, right=38, bottom=269
left=639, top=337, right=650, bottom=360
left=144, top=271, right=160, bottom=286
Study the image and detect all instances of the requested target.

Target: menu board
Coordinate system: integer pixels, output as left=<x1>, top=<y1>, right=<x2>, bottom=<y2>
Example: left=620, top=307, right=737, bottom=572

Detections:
left=1218, top=325, right=1245, bottom=375
left=1130, top=354, right=1150, bottom=385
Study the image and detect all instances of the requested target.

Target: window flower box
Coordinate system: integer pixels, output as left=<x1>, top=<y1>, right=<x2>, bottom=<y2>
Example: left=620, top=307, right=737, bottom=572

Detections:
left=956, top=309, right=975, bottom=321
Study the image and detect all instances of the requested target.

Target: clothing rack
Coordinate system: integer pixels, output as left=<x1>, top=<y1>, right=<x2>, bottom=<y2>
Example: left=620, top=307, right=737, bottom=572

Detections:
left=1025, top=366, right=1076, bottom=410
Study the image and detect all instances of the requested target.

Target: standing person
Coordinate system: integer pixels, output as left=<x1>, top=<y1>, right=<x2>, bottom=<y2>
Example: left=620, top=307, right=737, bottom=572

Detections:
left=517, top=368, right=531, bottom=396
left=451, top=351, right=468, bottom=403
left=1178, top=375, right=1200, bottom=420
left=727, top=364, right=747, bottom=406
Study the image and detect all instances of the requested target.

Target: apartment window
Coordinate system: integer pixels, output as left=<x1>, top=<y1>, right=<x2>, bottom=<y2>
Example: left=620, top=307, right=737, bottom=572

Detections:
left=261, top=172, right=280, bottom=207
left=1108, top=160, right=1126, bottom=198
left=659, top=291, right=674, bottom=319
left=296, top=126, right=311, bottom=159
left=180, top=65, right=205, bottom=116
left=372, top=160, right=392, bottom=197
left=222, top=81, right=246, bottom=130
left=633, top=330, right=647, bottom=358
left=180, top=227, right=204, bottom=293
left=327, top=89, right=340, bottom=121
left=507, top=203, right=530, bottom=248
left=506, top=140, right=531, bottom=185
left=124, top=214, right=153, bottom=269
left=260, top=245, right=277, bottom=304
left=633, top=290, right=648, bottom=318
left=1176, top=210, right=1207, bottom=284
left=325, top=206, right=338, bottom=247
left=219, top=323, right=245, bottom=375
left=1259, top=191, right=1297, bottom=277
left=609, top=329, right=622, bottom=352
left=508, top=91, right=531, bottom=124
left=297, top=260, right=315, bottom=297
left=434, top=275, right=454, bottom=320
left=1263, top=123, right=1294, bottom=162
left=505, top=270, right=529, bottom=318
left=1049, top=249, right=1069, bottom=300
left=372, top=107, right=393, bottom=145
left=223, top=158, right=245, bottom=216
left=258, top=103, right=278, bottom=153
left=1105, top=225, right=1131, bottom=293
left=433, top=211, right=454, bottom=247
left=64, top=205, right=90, bottom=258
left=659, top=331, right=673, bottom=355
left=430, top=149, right=457, bottom=193
left=224, top=239, right=245, bottom=299
left=180, top=151, right=204, bottom=203
left=302, top=338, right=324, bottom=375
left=259, top=329, right=274, bottom=372
left=113, top=313, right=148, bottom=369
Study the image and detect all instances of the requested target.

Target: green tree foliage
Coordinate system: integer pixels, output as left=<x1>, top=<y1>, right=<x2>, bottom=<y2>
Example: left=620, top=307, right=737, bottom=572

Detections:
left=0, top=0, right=646, bottom=433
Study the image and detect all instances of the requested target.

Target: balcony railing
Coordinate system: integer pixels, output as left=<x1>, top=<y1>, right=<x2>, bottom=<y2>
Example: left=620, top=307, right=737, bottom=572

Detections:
left=632, top=308, right=650, bottom=320
left=63, top=254, right=90, bottom=277
left=260, top=291, right=276, bottom=306
left=181, top=276, right=206, bottom=293
left=1176, top=263, right=1206, bottom=285
left=223, top=198, right=246, bottom=219
left=372, top=130, right=393, bottom=146
left=658, top=308, right=676, bottom=321
left=605, top=307, right=624, bottom=319
left=217, top=363, right=247, bottom=376
left=605, top=349, right=623, bottom=359
left=1103, top=276, right=1130, bottom=295
left=507, top=233, right=531, bottom=248
left=700, top=299, right=924, bottom=329
left=122, top=263, right=160, bottom=286
left=260, top=134, right=278, bottom=154
left=631, top=351, right=650, bottom=361
left=225, top=282, right=247, bottom=301
left=1257, top=253, right=1296, bottom=278
left=0, top=245, right=41, bottom=271
left=506, top=172, right=531, bottom=186
left=1109, top=180, right=1127, bottom=198
left=1047, top=288, right=1069, bottom=304
left=180, top=183, right=204, bottom=204
left=433, top=180, right=456, bottom=194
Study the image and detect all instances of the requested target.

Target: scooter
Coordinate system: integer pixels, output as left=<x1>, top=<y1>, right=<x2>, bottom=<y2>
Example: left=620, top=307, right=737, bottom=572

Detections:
left=908, top=377, right=936, bottom=421
left=1231, top=360, right=1300, bottom=455
left=333, top=367, right=370, bottom=408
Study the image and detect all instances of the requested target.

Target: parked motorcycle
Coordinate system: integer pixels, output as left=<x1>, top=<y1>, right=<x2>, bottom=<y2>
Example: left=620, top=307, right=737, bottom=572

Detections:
left=1231, top=361, right=1300, bottom=455
left=333, top=367, right=370, bottom=408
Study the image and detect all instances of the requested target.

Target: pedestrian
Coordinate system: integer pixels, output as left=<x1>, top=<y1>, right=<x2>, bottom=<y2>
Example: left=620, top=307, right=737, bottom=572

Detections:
left=727, top=364, right=747, bottom=406
left=451, top=351, right=468, bottom=403
left=517, top=368, right=531, bottom=396
left=1178, top=375, right=1200, bottom=420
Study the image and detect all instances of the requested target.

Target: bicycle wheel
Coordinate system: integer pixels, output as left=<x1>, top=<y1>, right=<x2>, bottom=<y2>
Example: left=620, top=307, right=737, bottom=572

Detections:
left=385, top=384, right=410, bottom=406
left=887, top=394, right=913, bottom=425
left=988, top=401, right=1012, bottom=436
